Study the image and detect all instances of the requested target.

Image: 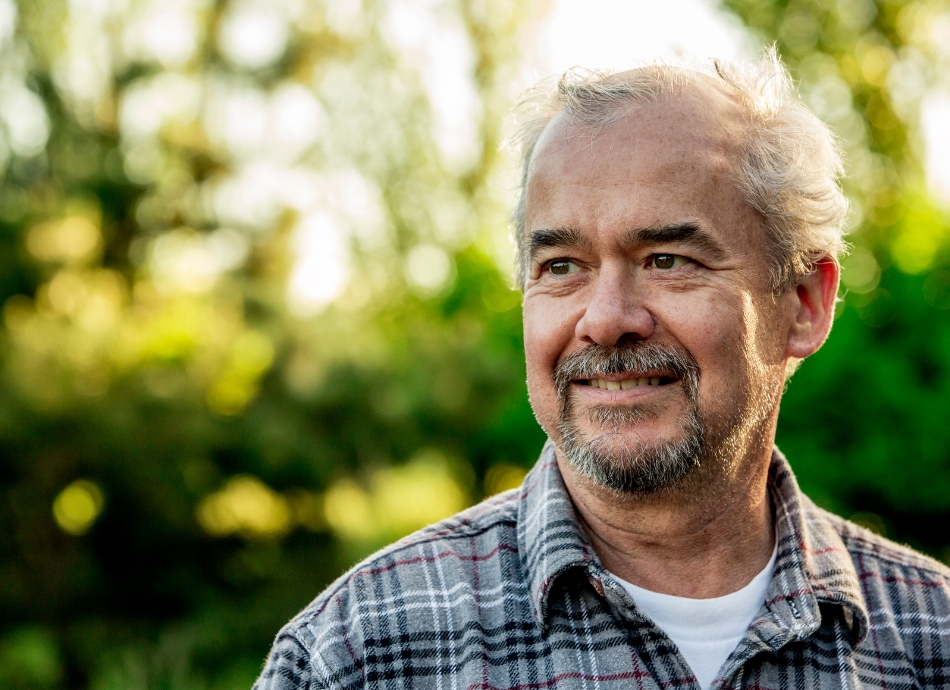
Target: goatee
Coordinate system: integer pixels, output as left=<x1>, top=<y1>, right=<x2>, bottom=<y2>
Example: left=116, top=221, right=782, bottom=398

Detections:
left=554, top=341, right=705, bottom=495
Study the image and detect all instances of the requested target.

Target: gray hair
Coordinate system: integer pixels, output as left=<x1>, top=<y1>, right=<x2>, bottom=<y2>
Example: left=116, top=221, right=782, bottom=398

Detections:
left=508, top=50, right=849, bottom=293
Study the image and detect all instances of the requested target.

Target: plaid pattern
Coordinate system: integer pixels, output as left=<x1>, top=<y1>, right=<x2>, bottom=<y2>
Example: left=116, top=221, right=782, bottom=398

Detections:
left=254, top=443, right=950, bottom=689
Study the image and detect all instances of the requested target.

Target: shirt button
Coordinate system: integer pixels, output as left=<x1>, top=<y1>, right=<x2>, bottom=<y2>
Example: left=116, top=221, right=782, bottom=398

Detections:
left=589, top=576, right=605, bottom=597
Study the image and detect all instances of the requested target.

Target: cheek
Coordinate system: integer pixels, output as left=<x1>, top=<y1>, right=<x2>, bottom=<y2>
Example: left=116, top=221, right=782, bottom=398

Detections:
left=522, top=295, right=572, bottom=367
left=751, top=292, right=796, bottom=366
left=672, top=291, right=784, bottom=405
left=656, top=290, right=755, bottom=385
left=522, top=296, right=576, bottom=431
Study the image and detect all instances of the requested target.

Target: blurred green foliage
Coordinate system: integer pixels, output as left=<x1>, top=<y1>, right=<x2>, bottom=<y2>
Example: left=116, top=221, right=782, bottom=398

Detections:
left=0, top=0, right=948, bottom=688
left=0, top=0, right=542, bottom=686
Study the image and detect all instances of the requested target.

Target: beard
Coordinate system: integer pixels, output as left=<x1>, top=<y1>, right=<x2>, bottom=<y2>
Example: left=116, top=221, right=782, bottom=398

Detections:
left=553, top=341, right=705, bottom=495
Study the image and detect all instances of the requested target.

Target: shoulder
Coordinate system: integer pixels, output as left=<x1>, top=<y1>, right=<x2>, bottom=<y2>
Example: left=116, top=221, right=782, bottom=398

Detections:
left=817, top=505, right=950, bottom=583
left=312, top=485, right=522, bottom=618
left=809, top=501, right=950, bottom=637
left=254, top=489, right=523, bottom=690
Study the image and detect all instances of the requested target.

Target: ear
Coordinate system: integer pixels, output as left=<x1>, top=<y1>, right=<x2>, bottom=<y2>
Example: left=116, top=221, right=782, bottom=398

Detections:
left=786, top=257, right=840, bottom=360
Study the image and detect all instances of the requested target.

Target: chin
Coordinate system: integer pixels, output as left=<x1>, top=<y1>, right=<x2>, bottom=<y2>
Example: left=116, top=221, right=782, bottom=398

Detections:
left=557, top=404, right=706, bottom=495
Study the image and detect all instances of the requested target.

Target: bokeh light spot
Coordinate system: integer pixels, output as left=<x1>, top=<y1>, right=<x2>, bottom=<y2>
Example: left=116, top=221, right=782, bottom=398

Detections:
left=841, top=246, right=881, bottom=294
left=287, top=213, right=349, bottom=317
left=372, top=451, right=466, bottom=537
left=27, top=217, right=101, bottom=264
left=197, top=476, right=292, bottom=539
left=148, top=227, right=248, bottom=295
left=484, top=464, right=527, bottom=496
left=0, top=84, right=50, bottom=157
left=922, top=92, right=950, bottom=202
left=323, top=452, right=467, bottom=543
left=323, top=479, right=376, bottom=542
left=405, top=244, right=452, bottom=293
left=53, top=480, right=105, bottom=536
left=217, top=6, right=288, bottom=70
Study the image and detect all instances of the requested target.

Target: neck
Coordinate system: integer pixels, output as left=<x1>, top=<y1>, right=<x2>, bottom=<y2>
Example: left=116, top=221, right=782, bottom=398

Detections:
left=557, top=436, right=776, bottom=599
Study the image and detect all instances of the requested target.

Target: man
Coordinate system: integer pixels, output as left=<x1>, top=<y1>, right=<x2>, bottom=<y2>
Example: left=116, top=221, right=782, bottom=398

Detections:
left=254, top=54, right=950, bottom=690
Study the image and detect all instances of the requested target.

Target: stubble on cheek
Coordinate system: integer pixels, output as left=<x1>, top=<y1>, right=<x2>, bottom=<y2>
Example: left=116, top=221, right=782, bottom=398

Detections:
left=702, top=293, right=785, bottom=436
left=526, top=361, right=563, bottom=441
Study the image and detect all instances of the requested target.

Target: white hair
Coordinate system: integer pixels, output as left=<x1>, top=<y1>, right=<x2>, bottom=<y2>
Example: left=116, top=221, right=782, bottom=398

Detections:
left=508, top=50, right=850, bottom=293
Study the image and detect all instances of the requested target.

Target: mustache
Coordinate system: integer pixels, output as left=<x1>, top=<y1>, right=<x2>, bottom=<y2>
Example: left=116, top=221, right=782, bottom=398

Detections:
left=553, top=341, right=700, bottom=400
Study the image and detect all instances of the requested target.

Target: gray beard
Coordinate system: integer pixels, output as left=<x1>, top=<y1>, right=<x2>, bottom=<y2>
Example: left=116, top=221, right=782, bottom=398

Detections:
left=554, top=341, right=706, bottom=495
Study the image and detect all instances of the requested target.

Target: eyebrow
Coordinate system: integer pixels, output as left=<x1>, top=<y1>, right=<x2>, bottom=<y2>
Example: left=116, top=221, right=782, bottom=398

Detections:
left=526, top=227, right=591, bottom=262
left=623, top=223, right=728, bottom=261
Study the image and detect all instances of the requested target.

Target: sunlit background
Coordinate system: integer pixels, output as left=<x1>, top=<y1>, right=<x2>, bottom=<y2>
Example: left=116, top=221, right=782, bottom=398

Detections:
left=1, top=0, right=949, bottom=687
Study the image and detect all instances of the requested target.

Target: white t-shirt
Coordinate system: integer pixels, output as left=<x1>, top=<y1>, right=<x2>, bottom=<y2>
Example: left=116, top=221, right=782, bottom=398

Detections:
left=610, top=545, right=777, bottom=690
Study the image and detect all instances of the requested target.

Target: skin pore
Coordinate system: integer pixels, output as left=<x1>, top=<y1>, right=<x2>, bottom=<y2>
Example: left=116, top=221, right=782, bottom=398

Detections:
left=521, top=78, right=839, bottom=599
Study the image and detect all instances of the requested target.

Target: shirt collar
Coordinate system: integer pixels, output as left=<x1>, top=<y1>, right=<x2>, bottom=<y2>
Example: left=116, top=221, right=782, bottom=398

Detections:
left=517, top=440, right=597, bottom=623
left=516, top=442, right=869, bottom=644
left=763, top=447, right=869, bottom=645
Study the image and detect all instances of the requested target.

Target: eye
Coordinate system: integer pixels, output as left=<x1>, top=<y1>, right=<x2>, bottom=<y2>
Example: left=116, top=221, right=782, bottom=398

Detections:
left=650, top=254, right=688, bottom=270
left=549, top=260, right=581, bottom=276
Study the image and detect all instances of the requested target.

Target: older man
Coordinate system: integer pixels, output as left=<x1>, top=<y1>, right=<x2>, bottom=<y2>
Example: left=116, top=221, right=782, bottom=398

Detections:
left=254, top=55, right=950, bottom=690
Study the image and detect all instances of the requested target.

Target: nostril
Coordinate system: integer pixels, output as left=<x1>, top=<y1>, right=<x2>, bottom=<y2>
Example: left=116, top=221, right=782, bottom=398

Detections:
left=575, top=292, right=655, bottom=347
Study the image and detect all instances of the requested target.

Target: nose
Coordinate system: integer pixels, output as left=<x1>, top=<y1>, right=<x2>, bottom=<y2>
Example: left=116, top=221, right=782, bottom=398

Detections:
left=574, top=264, right=654, bottom=347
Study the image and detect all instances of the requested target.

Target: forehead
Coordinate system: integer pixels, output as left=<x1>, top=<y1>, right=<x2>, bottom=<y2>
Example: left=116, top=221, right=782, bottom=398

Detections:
left=529, top=75, right=746, bottom=178
left=524, top=81, right=755, bottom=241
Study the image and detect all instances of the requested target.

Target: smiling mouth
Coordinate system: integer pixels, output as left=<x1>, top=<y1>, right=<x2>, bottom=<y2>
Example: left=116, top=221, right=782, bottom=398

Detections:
left=577, top=375, right=679, bottom=391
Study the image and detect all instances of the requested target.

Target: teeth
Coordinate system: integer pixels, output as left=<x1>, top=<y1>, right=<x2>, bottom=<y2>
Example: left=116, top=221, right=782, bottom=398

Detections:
left=588, top=377, right=670, bottom=389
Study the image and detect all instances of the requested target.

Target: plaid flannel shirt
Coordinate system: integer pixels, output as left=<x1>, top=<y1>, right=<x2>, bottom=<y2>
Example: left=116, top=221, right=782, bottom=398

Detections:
left=254, top=443, right=950, bottom=689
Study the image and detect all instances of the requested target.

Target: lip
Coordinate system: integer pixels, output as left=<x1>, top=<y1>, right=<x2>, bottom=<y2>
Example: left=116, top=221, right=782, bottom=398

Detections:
left=571, top=377, right=681, bottom=402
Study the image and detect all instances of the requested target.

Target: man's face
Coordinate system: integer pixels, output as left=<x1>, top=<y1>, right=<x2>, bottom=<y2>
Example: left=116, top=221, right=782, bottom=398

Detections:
left=522, top=87, right=792, bottom=494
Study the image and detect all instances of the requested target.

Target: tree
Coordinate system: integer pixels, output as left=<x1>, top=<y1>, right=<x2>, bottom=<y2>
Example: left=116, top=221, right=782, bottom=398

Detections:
left=0, top=0, right=541, bottom=687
